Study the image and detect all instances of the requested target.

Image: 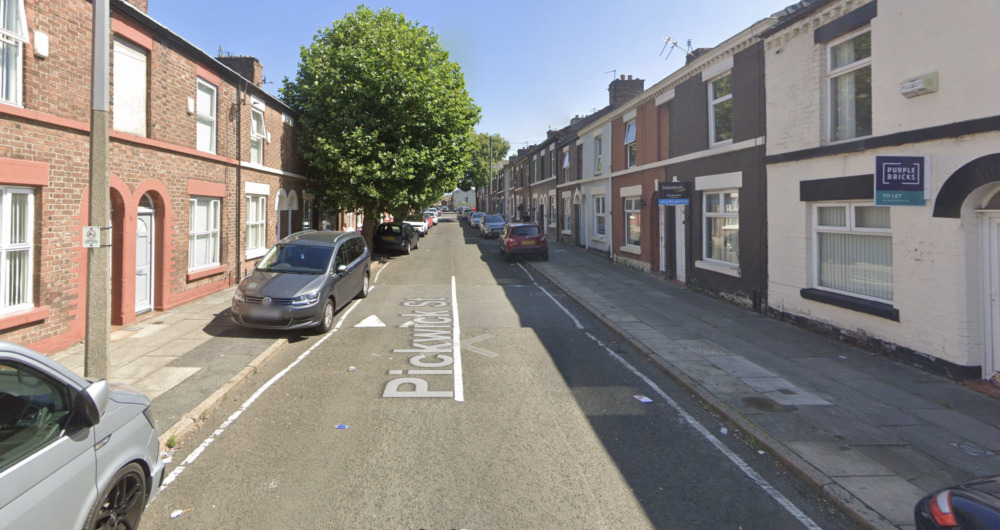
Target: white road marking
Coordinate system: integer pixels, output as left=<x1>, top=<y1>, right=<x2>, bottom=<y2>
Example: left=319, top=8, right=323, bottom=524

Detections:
left=158, top=297, right=364, bottom=495
left=584, top=331, right=823, bottom=530
left=373, top=261, right=389, bottom=283
left=451, top=276, right=464, bottom=402
left=516, top=262, right=536, bottom=284
left=461, top=334, right=498, bottom=358
left=537, top=285, right=584, bottom=330
left=399, top=321, right=415, bottom=328
left=355, top=315, right=386, bottom=328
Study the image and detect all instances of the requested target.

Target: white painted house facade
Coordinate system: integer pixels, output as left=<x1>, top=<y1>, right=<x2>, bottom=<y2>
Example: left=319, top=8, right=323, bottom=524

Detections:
left=575, top=119, right=614, bottom=255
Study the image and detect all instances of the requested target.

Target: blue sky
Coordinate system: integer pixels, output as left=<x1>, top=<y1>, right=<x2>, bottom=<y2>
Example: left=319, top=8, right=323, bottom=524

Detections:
left=151, top=0, right=795, bottom=155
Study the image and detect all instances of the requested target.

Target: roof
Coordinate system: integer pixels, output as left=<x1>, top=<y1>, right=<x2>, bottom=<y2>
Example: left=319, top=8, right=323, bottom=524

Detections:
left=279, top=231, right=354, bottom=247
left=759, top=0, right=835, bottom=38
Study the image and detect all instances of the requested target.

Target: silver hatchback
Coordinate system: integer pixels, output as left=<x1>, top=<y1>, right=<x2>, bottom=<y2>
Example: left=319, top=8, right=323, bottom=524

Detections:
left=0, top=341, right=164, bottom=530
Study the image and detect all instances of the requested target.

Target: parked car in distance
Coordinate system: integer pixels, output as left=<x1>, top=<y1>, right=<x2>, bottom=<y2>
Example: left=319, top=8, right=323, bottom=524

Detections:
left=373, top=222, right=419, bottom=255
left=232, top=231, right=370, bottom=333
left=0, top=341, right=164, bottom=530
left=422, top=211, right=437, bottom=227
left=402, top=214, right=429, bottom=235
left=459, top=207, right=472, bottom=220
left=915, top=476, right=1000, bottom=529
left=499, top=223, right=548, bottom=261
left=468, top=211, right=486, bottom=228
left=479, top=214, right=506, bottom=238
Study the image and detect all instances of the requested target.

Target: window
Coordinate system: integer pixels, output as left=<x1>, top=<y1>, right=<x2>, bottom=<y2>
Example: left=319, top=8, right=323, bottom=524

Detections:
left=302, top=198, right=314, bottom=230
left=0, top=0, right=28, bottom=106
left=189, top=197, right=220, bottom=271
left=548, top=196, right=555, bottom=227
left=563, top=198, right=571, bottom=230
left=703, top=190, right=739, bottom=265
left=112, top=37, right=148, bottom=137
left=549, top=151, right=555, bottom=178
left=561, top=152, right=570, bottom=182
left=829, top=29, right=872, bottom=142
left=594, top=195, right=606, bottom=237
left=282, top=113, right=294, bottom=126
left=594, top=137, right=603, bottom=174
left=534, top=157, right=540, bottom=183
left=624, top=121, right=637, bottom=168
left=0, top=360, right=72, bottom=473
left=0, top=188, right=32, bottom=313
left=624, top=198, right=641, bottom=247
left=250, top=108, right=266, bottom=165
left=196, top=79, right=217, bottom=154
left=245, top=194, right=266, bottom=255
left=814, top=202, right=891, bottom=301
left=709, top=74, right=733, bottom=146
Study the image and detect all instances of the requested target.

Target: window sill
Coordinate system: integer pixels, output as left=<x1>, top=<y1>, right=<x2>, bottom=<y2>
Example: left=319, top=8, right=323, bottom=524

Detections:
left=590, top=236, right=606, bottom=243
left=548, top=224, right=556, bottom=228
left=800, top=288, right=899, bottom=321
left=695, top=260, right=741, bottom=277
left=245, top=248, right=267, bottom=261
left=0, top=306, right=49, bottom=332
left=619, top=245, right=642, bottom=255
left=710, top=140, right=734, bottom=149
left=187, top=264, right=227, bottom=282
left=561, top=230, right=572, bottom=235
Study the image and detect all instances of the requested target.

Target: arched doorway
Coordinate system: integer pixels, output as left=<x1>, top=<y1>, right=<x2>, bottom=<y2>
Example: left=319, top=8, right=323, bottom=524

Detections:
left=110, top=189, right=126, bottom=324
left=135, top=194, right=155, bottom=314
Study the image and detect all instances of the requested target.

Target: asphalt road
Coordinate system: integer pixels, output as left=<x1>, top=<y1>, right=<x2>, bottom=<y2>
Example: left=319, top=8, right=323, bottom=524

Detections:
left=142, top=213, right=862, bottom=530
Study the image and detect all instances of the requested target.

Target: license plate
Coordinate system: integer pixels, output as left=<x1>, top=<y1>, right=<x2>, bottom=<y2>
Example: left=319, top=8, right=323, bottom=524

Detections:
left=251, top=307, right=282, bottom=319
left=382, top=236, right=396, bottom=242
left=521, top=240, right=535, bottom=246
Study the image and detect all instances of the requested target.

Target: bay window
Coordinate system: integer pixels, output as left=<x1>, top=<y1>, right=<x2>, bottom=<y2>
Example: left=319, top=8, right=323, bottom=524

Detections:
left=703, top=190, right=739, bottom=265
left=624, top=121, right=637, bottom=168
left=0, top=0, right=28, bottom=106
left=188, top=197, right=220, bottom=271
left=709, top=74, right=733, bottom=147
left=829, top=28, right=872, bottom=142
left=624, top=198, right=641, bottom=248
left=0, top=187, right=33, bottom=313
left=245, top=194, right=266, bottom=256
left=814, top=202, right=892, bottom=301
left=594, top=195, right=606, bottom=237
left=196, top=79, right=217, bottom=154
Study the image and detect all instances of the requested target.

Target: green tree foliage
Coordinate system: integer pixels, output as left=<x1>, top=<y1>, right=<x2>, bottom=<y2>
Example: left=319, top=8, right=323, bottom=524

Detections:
left=281, top=5, right=481, bottom=241
left=457, top=133, right=510, bottom=192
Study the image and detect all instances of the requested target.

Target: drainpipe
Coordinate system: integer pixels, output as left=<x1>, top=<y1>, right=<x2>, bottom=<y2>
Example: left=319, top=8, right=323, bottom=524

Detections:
left=234, top=82, right=245, bottom=281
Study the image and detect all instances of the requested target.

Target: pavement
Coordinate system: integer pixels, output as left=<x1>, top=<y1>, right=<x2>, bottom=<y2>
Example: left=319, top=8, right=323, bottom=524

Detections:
left=138, top=214, right=863, bottom=530
left=529, top=241, right=1000, bottom=530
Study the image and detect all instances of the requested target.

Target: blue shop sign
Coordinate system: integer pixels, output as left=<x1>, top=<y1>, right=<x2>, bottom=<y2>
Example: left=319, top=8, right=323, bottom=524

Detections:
left=875, top=155, right=928, bottom=206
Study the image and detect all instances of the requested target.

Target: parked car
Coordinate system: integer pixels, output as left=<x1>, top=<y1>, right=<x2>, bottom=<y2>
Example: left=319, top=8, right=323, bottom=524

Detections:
left=499, top=223, right=548, bottom=261
left=373, top=222, right=419, bottom=255
left=479, top=214, right=506, bottom=238
left=915, top=476, right=1000, bottom=529
left=232, top=231, right=370, bottom=332
left=402, top=214, right=429, bottom=235
left=468, top=212, right=486, bottom=228
left=0, top=341, right=164, bottom=530
left=422, top=211, right=437, bottom=227
left=459, top=207, right=472, bottom=220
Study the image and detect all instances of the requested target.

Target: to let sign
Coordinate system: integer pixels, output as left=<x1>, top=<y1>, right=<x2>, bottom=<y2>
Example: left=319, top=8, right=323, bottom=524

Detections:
left=658, top=182, right=691, bottom=206
left=875, top=156, right=928, bottom=206
left=82, top=226, right=100, bottom=248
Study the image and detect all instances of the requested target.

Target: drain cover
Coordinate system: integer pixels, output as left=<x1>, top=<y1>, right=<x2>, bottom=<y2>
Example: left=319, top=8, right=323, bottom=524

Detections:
left=951, top=442, right=993, bottom=456
left=741, top=396, right=797, bottom=413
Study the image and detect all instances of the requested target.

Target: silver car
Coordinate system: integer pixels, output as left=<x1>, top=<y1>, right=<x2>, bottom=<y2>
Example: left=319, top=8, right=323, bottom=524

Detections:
left=0, top=341, right=164, bottom=530
left=479, top=214, right=506, bottom=238
left=232, top=231, right=371, bottom=332
left=468, top=212, right=486, bottom=228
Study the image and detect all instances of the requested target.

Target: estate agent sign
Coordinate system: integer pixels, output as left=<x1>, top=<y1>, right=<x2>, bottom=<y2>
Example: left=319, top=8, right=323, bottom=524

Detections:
left=875, top=155, right=928, bottom=206
left=658, top=182, right=691, bottom=206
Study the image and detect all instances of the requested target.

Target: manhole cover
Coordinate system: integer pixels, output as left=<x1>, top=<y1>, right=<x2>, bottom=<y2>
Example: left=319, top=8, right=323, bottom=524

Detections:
left=741, top=396, right=797, bottom=413
left=950, top=442, right=993, bottom=456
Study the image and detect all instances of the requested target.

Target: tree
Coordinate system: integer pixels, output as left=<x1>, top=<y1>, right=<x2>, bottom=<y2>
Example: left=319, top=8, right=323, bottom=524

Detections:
left=281, top=5, right=481, bottom=243
left=456, top=132, right=509, bottom=192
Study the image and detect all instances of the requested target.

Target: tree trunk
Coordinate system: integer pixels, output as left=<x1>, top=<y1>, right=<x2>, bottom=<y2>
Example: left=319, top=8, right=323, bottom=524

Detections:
left=361, top=211, right=379, bottom=248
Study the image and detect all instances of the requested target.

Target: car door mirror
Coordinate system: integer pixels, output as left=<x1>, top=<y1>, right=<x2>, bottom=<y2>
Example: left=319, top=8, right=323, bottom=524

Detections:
left=336, top=264, right=348, bottom=274
left=76, top=379, right=109, bottom=427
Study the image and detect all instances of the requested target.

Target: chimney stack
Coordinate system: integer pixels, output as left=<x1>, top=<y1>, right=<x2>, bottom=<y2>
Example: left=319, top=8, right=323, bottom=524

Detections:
left=126, top=0, right=149, bottom=13
left=217, top=55, right=264, bottom=87
left=570, top=115, right=581, bottom=125
left=608, top=75, right=645, bottom=109
left=686, top=48, right=712, bottom=65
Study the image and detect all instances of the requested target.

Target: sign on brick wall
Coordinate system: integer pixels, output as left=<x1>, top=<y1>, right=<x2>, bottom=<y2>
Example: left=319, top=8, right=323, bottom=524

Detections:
left=658, top=182, right=691, bottom=206
left=875, top=156, right=929, bottom=206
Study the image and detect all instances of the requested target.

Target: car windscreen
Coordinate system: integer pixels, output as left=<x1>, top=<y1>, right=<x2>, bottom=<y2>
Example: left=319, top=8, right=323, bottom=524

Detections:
left=484, top=215, right=503, bottom=223
left=471, top=213, right=485, bottom=218
left=405, top=215, right=423, bottom=222
left=377, top=225, right=403, bottom=236
left=257, top=245, right=333, bottom=274
left=512, top=226, right=540, bottom=236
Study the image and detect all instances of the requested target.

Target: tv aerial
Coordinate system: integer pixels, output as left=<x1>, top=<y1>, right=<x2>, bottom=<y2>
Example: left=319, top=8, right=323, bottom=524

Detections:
left=660, top=37, right=694, bottom=62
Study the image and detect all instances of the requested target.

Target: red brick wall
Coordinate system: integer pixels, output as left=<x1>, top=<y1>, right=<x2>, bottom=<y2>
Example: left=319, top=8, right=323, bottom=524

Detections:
left=658, top=104, right=670, bottom=161
left=612, top=168, right=662, bottom=270
left=611, top=119, right=625, bottom=173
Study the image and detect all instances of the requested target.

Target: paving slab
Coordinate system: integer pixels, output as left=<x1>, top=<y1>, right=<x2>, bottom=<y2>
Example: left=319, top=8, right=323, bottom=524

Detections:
left=833, top=476, right=928, bottom=525
left=707, top=356, right=778, bottom=378
left=793, top=356, right=876, bottom=381
left=885, top=425, right=1000, bottom=476
left=823, top=391, right=927, bottom=427
left=854, top=445, right=954, bottom=481
left=786, top=442, right=896, bottom=477
left=908, top=408, right=1000, bottom=451
left=797, top=406, right=903, bottom=445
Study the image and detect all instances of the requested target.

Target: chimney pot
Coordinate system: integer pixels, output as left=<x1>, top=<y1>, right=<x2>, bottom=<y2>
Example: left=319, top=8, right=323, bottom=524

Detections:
left=627, top=75, right=632, bottom=80
left=620, top=74, right=625, bottom=80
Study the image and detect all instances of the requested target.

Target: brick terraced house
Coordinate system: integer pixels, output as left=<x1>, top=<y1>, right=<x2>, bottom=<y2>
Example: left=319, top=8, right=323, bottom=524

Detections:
left=0, top=0, right=311, bottom=353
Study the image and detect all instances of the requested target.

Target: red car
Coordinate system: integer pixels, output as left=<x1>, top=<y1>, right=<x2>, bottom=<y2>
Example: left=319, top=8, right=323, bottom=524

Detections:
left=499, top=223, right=548, bottom=262
left=422, top=212, right=436, bottom=227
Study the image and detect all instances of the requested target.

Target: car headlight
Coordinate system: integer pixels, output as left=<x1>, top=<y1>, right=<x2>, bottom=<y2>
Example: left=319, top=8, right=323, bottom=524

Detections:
left=234, top=289, right=247, bottom=303
left=291, top=290, right=321, bottom=307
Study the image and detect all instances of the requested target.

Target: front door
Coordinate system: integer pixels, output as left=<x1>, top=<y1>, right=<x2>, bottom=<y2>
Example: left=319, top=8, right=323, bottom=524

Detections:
left=136, top=213, right=153, bottom=313
left=675, top=206, right=686, bottom=282
left=986, top=216, right=1000, bottom=377
left=659, top=205, right=667, bottom=274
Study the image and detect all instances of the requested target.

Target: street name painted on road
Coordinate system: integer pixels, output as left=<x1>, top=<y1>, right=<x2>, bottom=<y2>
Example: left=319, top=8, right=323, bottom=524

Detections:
left=383, top=298, right=456, bottom=398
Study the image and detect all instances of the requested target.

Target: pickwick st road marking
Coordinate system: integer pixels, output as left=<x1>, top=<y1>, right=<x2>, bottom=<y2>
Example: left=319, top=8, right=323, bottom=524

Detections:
left=383, top=298, right=460, bottom=398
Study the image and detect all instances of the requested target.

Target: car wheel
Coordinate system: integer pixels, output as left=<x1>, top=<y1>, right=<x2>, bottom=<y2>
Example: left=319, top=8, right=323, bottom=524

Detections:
left=414, top=237, right=419, bottom=250
left=318, top=299, right=335, bottom=333
left=358, top=273, right=370, bottom=299
left=404, top=241, right=411, bottom=255
left=84, top=462, right=147, bottom=530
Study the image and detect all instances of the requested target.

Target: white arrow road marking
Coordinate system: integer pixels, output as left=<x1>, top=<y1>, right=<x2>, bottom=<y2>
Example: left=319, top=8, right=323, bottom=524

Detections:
left=355, top=315, right=386, bottom=328
left=460, top=334, right=498, bottom=358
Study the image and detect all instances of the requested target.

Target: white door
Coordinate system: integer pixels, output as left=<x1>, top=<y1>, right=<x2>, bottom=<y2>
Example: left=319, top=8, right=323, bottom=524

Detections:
left=986, top=216, right=1000, bottom=377
left=136, top=214, right=153, bottom=313
left=659, top=205, right=667, bottom=274
left=675, top=206, right=686, bottom=282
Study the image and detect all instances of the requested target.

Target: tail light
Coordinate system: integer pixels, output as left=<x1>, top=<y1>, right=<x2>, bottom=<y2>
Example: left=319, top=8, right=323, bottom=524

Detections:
left=929, top=491, right=958, bottom=527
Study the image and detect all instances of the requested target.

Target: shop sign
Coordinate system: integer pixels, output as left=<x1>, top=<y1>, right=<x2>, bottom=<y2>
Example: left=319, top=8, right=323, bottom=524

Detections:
left=875, top=156, right=928, bottom=206
left=658, top=182, right=691, bottom=206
